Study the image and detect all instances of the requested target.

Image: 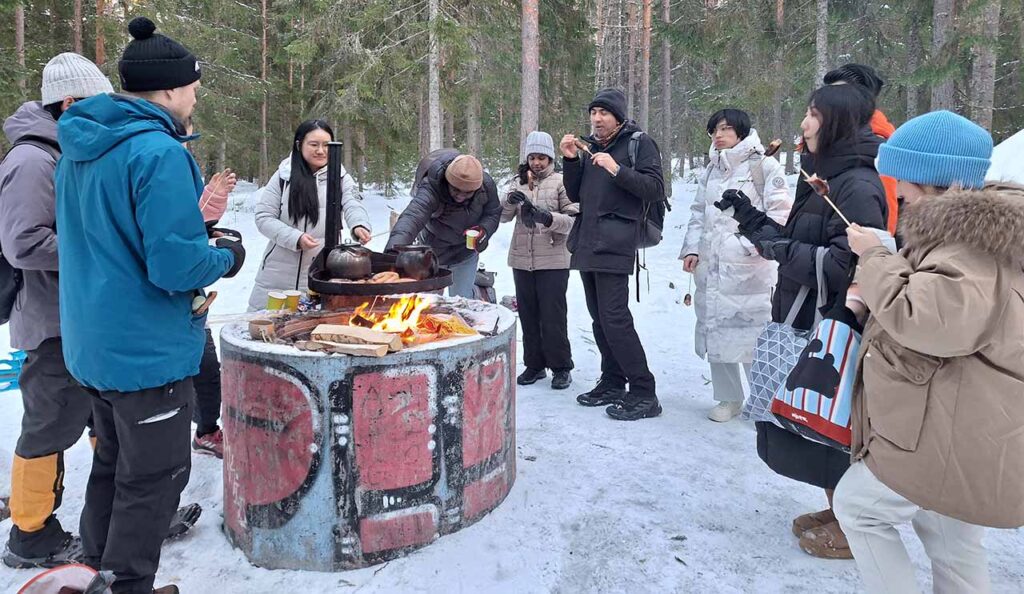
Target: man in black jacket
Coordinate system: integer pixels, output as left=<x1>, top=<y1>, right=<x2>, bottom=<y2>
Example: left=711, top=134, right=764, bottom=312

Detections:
left=387, top=151, right=501, bottom=298
left=559, top=88, right=665, bottom=421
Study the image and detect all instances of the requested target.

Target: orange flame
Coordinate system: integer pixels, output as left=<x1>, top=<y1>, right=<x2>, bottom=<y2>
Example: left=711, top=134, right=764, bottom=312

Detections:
left=350, top=296, right=432, bottom=344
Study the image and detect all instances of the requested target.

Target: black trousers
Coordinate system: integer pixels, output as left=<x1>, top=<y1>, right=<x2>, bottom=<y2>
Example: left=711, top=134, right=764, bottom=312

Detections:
left=192, top=328, right=221, bottom=435
left=513, top=268, right=573, bottom=371
left=80, top=379, right=193, bottom=594
left=8, top=337, right=92, bottom=556
left=579, top=271, right=655, bottom=396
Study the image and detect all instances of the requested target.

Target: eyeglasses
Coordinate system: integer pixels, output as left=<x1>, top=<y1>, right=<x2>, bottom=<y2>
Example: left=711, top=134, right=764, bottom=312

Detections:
left=708, top=125, right=735, bottom=138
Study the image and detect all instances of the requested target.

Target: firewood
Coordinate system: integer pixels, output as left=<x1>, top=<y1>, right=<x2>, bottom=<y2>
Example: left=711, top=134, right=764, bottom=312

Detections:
left=311, top=324, right=403, bottom=352
left=318, top=341, right=389, bottom=357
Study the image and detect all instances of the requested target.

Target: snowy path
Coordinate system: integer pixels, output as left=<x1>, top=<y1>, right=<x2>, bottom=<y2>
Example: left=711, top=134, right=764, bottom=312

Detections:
left=1, top=179, right=1021, bottom=593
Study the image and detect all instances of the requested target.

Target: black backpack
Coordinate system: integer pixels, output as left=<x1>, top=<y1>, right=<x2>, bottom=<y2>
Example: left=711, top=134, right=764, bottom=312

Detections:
left=627, top=131, right=670, bottom=248
left=0, top=136, right=61, bottom=324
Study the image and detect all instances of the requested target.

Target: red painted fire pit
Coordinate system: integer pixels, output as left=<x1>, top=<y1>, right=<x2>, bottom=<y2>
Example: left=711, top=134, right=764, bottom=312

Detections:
left=219, top=296, right=517, bottom=570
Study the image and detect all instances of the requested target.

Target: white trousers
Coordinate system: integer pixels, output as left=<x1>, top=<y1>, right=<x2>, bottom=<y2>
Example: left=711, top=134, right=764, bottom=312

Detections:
left=709, top=362, right=750, bottom=403
left=834, top=461, right=991, bottom=594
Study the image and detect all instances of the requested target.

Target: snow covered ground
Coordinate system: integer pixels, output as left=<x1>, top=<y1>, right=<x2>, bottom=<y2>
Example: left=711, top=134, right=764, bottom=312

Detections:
left=1, top=175, right=1022, bottom=593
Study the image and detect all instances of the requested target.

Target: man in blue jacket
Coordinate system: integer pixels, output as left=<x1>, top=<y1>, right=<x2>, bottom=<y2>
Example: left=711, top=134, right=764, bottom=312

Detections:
left=55, top=17, right=244, bottom=594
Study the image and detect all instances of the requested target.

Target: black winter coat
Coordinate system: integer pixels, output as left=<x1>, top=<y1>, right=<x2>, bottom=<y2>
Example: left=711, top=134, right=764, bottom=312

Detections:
left=563, top=121, right=664, bottom=275
left=386, top=152, right=501, bottom=266
left=742, top=127, right=887, bottom=491
left=740, top=127, right=888, bottom=331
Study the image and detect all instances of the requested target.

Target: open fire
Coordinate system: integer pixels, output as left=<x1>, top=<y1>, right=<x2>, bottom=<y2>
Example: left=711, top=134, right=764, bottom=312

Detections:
left=349, top=295, right=477, bottom=346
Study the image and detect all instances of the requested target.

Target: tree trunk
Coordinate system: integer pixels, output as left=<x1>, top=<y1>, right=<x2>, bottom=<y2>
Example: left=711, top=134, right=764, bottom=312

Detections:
left=771, top=0, right=785, bottom=144
left=626, top=0, right=638, bottom=115
left=428, top=0, right=442, bottom=151
left=931, top=0, right=956, bottom=110
left=815, top=0, right=829, bottom=82
left=260, top=0, right=270, bottom=182
left=343, top=120, right=353, bottom=172
left=594, top=0, right=606, bottom=89
left=660, top=0, right=672, bottom=192
left=444, top=110, right=455, bottom=148
left=639, top=0, right=652, bottom=130
left=906, top=22, right=921, bottom=118
left=15, top=3, right=25, bottom=96
left=356, top=126, right=367, bottom=192
left=73, top=0, right=83, bottom=54
left=520, top=0, right=540, bottom=158
left=467, top=69, right=483, bottom=157
left=969, top=0, right=1001, bottom=129
left=419, top=86, right=430, bottom=158
left=95, top=0, right=105, bottom=66
left=783, top=103, right=796, bottom=174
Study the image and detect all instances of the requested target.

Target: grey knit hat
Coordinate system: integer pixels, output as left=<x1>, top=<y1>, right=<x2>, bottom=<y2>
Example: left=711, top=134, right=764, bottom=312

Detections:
left=523, top=131, right=556, bottom=161
left=41, top=53, right=114, bottom=106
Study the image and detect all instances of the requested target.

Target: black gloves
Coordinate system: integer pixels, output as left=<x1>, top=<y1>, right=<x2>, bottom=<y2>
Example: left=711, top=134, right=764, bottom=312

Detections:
left=714, top=189, right=762, bottom=230
left=216, top=237, right=246, bottom=278
left=207, top=224, right=242, bottom=240
left=531, top=206, right=553, bottom=227
left=507, top=190, right=527, bottom=206
left=752, top=237, right=791, bottom=261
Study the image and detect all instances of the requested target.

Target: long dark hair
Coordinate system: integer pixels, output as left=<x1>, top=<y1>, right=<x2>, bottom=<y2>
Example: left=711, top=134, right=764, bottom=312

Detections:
left=287, top=119, right=334, bottom=227
left=806, top=85, right=874, bottom=155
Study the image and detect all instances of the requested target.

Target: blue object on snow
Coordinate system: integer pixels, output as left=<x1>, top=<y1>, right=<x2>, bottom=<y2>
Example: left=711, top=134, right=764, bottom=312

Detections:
left=0, top=350, right=26, bottom=392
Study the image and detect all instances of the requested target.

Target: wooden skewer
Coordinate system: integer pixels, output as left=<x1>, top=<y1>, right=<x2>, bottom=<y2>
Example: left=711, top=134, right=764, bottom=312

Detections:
left=799, top=168, right=853, bottom=227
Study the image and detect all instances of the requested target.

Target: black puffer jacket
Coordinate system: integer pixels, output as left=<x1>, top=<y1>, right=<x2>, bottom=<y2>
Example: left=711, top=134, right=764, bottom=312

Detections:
left=386, top=152, right=501, bottom=266
left=740, top=127, right=888, bottom=330
left=563, top=120, right=664, bottom=275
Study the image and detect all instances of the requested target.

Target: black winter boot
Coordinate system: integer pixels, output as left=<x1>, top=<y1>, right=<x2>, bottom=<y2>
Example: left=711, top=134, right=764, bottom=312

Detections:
left=576, top=380, right=627, bottom=407
left=551, top=370, right=572, bottom=390
left=2, top=531, right=82, bottom=569
left=606, top=393, right=662, bottom=421
left=517, top=368, right=547, bottom=386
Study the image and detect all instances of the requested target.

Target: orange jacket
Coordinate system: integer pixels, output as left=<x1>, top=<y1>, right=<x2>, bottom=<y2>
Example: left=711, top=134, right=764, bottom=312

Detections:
left=871, top=110, right=899, bottom=234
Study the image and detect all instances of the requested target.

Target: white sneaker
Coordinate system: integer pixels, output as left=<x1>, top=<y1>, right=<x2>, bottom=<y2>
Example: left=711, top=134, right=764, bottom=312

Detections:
left=707, top=401, right=742, bottom=423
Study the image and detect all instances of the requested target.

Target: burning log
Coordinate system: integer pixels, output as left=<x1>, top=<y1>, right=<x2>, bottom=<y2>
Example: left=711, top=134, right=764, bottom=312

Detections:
left=311, top=324, right=403, bottom=353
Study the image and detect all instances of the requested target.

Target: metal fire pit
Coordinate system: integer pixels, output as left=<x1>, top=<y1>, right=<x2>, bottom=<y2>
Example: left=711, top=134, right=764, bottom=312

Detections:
left=219, top=297, right=517, bottom=571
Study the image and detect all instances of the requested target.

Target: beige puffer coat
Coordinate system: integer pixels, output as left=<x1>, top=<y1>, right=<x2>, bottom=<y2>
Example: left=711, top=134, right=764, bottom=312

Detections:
left=501, top=164, right=579, bottom=271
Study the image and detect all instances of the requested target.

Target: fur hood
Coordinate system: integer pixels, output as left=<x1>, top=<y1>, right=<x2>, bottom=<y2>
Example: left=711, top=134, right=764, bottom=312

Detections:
left=899, top=185, right=1024, bottom=267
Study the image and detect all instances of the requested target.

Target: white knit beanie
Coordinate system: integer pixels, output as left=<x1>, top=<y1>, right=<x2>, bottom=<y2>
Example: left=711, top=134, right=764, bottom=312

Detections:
left=41, top=53, right=114, bottom=106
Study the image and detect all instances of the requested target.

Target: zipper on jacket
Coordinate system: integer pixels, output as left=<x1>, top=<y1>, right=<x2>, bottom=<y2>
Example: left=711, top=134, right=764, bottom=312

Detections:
left=261, top=245, right=277, bottom=270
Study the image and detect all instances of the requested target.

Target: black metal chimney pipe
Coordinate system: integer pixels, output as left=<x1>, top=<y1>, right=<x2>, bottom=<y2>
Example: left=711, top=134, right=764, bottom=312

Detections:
left=324, top=141, right=344, bottom=252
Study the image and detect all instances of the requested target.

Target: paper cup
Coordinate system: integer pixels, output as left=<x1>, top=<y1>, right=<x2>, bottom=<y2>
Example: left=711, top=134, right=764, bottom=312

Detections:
left=266, top=291, right=288, bottom=311
left=465, top=229, right=481, bottom=250
left=284, top=290, right=302, bottom=312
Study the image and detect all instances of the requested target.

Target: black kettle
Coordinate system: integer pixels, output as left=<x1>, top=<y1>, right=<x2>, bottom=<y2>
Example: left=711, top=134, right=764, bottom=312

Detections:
left=325, top=243, right=373, bottom=280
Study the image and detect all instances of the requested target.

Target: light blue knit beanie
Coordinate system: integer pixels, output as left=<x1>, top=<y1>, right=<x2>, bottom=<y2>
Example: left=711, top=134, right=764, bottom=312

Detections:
left=876, top=111, right=992, bottom=190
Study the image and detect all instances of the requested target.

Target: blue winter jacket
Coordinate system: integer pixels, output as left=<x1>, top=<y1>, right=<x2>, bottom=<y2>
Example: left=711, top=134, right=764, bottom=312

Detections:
left=55, top=94, right=234, bottom=392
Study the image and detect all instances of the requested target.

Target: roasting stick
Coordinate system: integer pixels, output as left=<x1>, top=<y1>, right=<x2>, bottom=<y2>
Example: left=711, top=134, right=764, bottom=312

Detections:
left=799, top=168, right=852, bottom=227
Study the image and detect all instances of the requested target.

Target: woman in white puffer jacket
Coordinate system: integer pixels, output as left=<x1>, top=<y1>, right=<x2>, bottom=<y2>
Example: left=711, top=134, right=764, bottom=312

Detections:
left=247, top=119, right=372, bottom=311
left=680, top=109, right=792, bottom=422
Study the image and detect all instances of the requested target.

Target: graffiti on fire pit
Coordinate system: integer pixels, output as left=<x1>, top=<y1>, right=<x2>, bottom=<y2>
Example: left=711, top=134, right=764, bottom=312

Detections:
left=222, top=358, right=322, bottom=538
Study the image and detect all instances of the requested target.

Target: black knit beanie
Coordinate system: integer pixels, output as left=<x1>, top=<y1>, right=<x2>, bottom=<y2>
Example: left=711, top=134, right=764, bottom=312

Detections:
left=588, top=88, right=627, bottom=124
left=119, top=17, right=201, bottom=92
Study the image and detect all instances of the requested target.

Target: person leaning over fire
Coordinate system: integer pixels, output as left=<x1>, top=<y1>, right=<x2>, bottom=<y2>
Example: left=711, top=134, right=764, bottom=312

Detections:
left=502, top=131, right=579, bottom=391
left=386, top=151, right=502, bottom=299
left=248, top=119, right=372, bottom=311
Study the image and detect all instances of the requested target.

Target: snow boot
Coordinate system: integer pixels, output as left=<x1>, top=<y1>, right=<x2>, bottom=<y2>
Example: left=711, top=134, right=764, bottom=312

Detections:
left=551, top=370, right=572, bottom=390
left=707, top=401, right=742, bottom=423
left=792, top=508, right=837, bottom=538
left=2, top=532, right=82, bottom=569
left=517, top=368, right=546, bottom=386
left=799, top=521, right=854, bottom=559
left=576, top=381, right=627, bottom=407
left=606, top=393, right=662, bottom=421
left=166, top=503, right=202, bottom=540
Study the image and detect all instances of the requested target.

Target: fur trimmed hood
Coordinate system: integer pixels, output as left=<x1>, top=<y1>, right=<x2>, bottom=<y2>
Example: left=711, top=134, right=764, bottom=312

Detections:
left=899, top=185, right=1024, bottom=266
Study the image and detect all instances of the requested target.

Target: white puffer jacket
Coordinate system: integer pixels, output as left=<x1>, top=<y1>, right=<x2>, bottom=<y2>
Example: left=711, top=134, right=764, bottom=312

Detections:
left=247, top=157, right=371, bottom=311
left=680, top=130, right=792, bottom=363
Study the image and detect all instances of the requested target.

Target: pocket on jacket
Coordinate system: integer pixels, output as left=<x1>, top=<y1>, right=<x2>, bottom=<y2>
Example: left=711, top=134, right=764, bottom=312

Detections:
left=592, top=213, right=638, bottom=256
left=862, top=340, right=941, bottom=451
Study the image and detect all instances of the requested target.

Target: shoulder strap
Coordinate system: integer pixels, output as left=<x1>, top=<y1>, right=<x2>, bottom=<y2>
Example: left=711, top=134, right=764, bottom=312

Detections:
left=4, top=136, right=60, bottom=163
left=627, top=131, right=643, bottom=168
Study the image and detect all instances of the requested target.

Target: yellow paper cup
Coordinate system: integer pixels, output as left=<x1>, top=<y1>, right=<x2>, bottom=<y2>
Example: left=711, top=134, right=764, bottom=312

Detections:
left=284, top=290, right=302, bottom=311
left=266, top=291, right=288, bottom=311
left=465, top=229, right=481, bottom=250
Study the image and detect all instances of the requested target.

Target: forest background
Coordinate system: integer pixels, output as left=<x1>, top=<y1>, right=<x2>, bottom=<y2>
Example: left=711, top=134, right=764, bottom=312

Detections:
left=1, top=0, right=1020, bottom=195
